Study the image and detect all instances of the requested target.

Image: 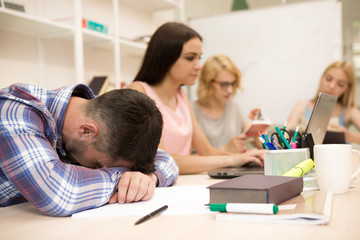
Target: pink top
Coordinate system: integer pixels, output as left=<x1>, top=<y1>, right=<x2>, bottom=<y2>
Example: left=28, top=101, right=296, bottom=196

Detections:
left=137, top=82, right=193, bottom=155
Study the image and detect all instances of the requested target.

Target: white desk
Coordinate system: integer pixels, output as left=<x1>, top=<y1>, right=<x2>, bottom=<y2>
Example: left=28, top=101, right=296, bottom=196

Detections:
left=1, top=174, right=359, bottom=240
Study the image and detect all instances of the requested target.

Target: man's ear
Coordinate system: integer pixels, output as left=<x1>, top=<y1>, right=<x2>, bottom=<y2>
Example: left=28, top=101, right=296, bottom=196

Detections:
left=79, top=122, right=99, bottom=137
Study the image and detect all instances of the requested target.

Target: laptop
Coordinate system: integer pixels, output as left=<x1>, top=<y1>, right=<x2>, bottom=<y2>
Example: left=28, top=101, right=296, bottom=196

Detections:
left=304, top=93, right=338, bottom=145
left=323, top=131, right=346, bottom=144
left=207, top=92, right=337, bottom=179
left=207, top=163, right=264, bottom=179
left=88, top=76, right=109, bottom=96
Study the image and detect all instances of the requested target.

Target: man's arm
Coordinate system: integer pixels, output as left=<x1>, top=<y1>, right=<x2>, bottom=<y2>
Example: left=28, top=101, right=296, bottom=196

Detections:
left=152, top=148, right=179, bottom=187
left=1, top=99, right=177, bottom=216
left=1, top=135, right=178, bottom=216
left=108, top=149, right=178, bottom=204
left=0, top=107, right=123, bottom=216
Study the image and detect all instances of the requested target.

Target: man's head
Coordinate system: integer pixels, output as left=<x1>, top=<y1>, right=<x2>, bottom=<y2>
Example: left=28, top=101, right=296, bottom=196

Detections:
left=65, top=89, right=163, bottom=173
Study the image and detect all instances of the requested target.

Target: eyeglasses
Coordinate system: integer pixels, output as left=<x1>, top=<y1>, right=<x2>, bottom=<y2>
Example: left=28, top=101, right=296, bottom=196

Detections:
left=212, top=80, right=237, bottom=89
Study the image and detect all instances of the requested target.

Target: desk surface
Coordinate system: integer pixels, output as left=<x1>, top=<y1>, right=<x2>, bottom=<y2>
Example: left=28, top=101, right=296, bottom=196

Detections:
left=1, top=174, right=360, bottom=240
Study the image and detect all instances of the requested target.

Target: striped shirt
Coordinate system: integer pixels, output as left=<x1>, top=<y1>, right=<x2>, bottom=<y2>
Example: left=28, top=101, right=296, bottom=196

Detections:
left=0, top=83, right=178, bottom=216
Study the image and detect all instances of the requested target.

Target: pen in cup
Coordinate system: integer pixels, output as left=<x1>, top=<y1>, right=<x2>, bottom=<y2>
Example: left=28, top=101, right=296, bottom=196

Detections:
left=292, top=126, right=299, bottom=142
left=265, top=130, right=270, bottom=142
left=271, top=137, right=283, bottom=150
left=282, top=121, right=287, bottom=134
left=258, top=137, right=268, bottom=150
left=259, top=137, right=276, bottom=150
left=258, top=133, right=267, bottom=150
left=275, top=126, right=291, bottom=149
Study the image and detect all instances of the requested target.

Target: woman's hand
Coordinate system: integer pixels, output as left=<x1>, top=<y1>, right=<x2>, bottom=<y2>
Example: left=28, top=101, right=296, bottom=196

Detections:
left=229, top=149, right=264, bottom=167
left=223, top=134, right=247, bottom=153
left=248, top=108, right=261, bottom=120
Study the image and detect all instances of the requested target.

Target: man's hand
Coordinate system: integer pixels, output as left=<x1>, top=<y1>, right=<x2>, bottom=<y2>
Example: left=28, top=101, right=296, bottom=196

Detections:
left=109, top=171, right=157, bottom=204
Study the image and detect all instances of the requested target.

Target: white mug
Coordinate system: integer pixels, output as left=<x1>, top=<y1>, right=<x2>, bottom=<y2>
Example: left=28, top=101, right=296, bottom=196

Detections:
left=314, top=144, right=360, bottom=194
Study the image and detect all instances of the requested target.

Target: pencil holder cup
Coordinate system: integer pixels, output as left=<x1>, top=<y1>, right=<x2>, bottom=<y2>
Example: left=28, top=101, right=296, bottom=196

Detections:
left=264, top=148, right=309, bottom=176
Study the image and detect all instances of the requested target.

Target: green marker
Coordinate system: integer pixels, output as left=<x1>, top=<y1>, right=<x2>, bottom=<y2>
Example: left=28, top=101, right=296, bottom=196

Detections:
left=210, top=203, right=278, bottom=214
left=275, top=126, right=292, bottom=149
left=292, top=126, right=299, bottom=143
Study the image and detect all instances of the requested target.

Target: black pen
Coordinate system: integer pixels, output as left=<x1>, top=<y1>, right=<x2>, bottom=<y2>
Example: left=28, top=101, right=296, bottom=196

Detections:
left=134, top=205, right=168, bottom=225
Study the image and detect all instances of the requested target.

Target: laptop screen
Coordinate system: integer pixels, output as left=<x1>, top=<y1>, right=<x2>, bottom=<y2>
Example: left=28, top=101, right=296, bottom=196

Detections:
left=88, top=76, right=108, bottom=96
left=304, top=92, right=337, bottom=145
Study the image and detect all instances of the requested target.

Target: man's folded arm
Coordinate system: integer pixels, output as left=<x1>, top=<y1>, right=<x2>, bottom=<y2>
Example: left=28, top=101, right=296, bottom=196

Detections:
left=152, top=148, right=179, bottom=187
left=0, top=130, right=123, bottom=216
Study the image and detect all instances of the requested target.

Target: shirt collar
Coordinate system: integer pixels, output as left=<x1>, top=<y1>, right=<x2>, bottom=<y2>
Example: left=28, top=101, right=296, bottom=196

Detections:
left=52, top=84, right=95, bottom=157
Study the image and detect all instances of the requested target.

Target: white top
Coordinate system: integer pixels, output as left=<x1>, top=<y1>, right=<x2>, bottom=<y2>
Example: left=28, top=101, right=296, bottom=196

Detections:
left=192, top=101, right=247, bottom=148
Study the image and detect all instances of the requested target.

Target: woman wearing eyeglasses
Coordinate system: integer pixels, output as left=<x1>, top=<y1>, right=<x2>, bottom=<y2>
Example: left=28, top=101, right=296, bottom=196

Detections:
left=192, top=55, right=262, bottom=153
left=127, top=22, right=263, bottom=174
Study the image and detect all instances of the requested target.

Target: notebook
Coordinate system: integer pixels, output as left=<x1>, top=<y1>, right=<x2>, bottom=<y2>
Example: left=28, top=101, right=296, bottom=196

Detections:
left=208, top=92, right=337, bottom=179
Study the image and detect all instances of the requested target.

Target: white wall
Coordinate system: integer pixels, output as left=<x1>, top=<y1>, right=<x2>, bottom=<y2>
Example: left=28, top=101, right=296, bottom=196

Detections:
left=0, top=0, right=170, bottom=89
left=0, top=29, right=39, bottom=88
left=185, top=0, right=232, bottom=20
left=189, top=0, right=342, bottom=124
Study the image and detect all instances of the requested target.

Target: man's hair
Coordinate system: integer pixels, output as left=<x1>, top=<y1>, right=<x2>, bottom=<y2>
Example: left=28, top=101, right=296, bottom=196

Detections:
left=85, top=89, right=163, bottom=173
left=134, top=21, right=202, bottom=85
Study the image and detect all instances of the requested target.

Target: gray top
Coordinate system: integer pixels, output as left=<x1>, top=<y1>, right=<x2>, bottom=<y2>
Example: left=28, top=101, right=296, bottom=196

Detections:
left=192, top=101, right=247, bottom=148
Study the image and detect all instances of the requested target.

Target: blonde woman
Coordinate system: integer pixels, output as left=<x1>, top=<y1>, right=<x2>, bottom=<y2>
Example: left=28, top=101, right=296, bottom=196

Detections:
left=287, top=60, right=360, bottom=143
left=192, top=55, right=261, bottom=153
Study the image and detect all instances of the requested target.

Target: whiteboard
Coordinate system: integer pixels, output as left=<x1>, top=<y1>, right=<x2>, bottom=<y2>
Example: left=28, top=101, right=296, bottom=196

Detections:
left=189, top=0, right=342, bottom=124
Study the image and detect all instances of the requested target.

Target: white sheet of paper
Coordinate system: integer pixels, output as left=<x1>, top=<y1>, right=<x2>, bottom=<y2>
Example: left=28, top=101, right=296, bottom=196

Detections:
left=72, top=185, right=211, bottom=218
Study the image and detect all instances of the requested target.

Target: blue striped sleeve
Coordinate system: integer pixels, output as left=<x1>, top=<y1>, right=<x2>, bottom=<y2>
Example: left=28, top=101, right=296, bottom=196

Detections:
left=0, top=102, right=121, bottom=216
left=153, top=149, right=179, bottom=187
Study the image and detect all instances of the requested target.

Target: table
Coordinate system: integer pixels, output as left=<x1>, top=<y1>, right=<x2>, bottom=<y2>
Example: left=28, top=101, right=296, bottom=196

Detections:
left=1, top=174, right=359, bottom=240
